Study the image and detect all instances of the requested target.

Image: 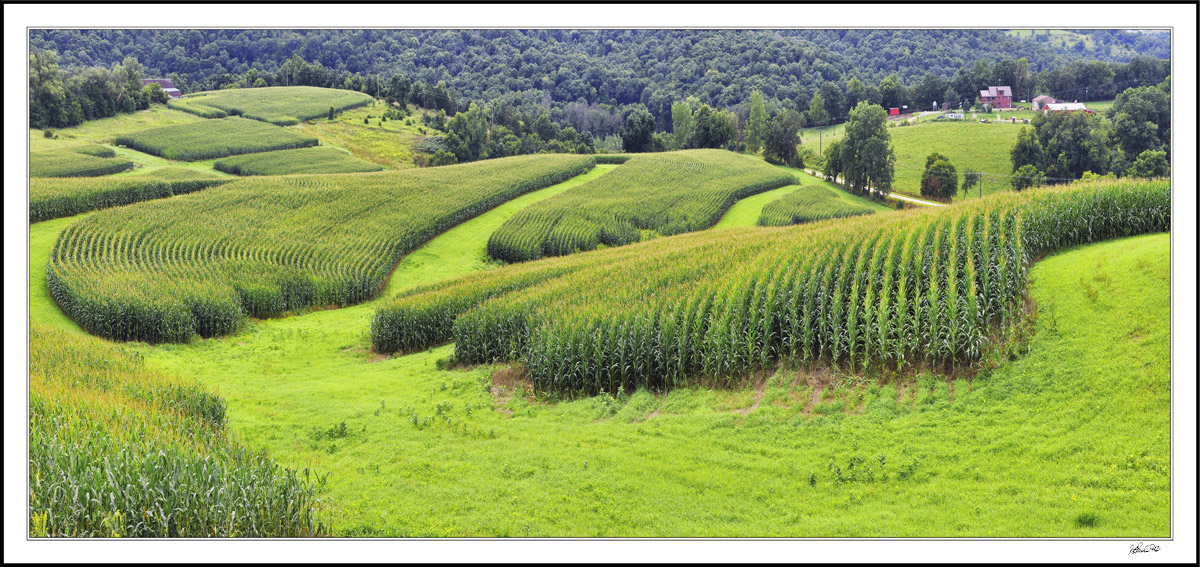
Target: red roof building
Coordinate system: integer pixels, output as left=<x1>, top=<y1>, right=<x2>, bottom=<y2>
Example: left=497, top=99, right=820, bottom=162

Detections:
left=143, top=78, right=182, bottom=99
left=1031, top=95, right=1060, bottom=110
left=977, top=86, right=1012, bottom=109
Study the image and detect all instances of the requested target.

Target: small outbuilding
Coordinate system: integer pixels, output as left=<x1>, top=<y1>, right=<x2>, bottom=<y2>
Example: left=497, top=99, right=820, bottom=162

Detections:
left=142, top=78, right=182, bottom=99
left=1031, top=95, right=1060, bottom=110
left=1043, top=102, right=1094, bottom=115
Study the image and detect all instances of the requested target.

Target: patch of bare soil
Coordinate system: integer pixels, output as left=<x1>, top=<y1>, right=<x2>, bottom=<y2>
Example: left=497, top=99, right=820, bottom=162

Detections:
left=733, top=378, right=768, bottom=414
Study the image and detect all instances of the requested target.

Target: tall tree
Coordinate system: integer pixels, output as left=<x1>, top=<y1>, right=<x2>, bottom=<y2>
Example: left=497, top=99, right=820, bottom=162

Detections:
left=745, top=90, right=767, bottom=154
left=1010, top=126, right=1043, bottom=172
left=808, top=93, right=828, bottom=127
left=620, top=105, right=656, bottom=153
left=763, top=109, right=804, bottom=166
left=671, top=99, right=693, bottom=149
left=839, top=102, right=895, bottom=196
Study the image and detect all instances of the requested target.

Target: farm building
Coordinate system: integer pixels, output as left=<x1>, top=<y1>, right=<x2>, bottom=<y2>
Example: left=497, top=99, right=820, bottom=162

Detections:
left=1043, top=102, right=1094, bottom=115
left=1031, top=95, right=1061, bottom=110
left=142, top=78, right=182, bottom=99
left=977, top=86, right=1013, bottom=109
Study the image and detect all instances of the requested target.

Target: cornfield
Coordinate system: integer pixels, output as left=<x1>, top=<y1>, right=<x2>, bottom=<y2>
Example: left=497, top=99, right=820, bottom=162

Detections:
left=30, top=168, right=230, bottom=222
left=113, top=117, right=319, bottom=161
left=28, top=322, right=326, bottom=537
left=167, top=86, right=374, bottom=126
left=214, top=147, right=383, bottom=176
left=373, top=178, right=1170, bottom=395
left=31, top=146, right=135, bottom=178
left=486, top=150, right=793, bottom=262
left=47, top=154, right=596, bottom=343
left=758, top=183, right=877, bottom=226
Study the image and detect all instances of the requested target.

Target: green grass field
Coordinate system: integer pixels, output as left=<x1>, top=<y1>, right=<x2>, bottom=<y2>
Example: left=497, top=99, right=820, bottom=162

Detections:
left=295, top=104, right=436, bottom=169
left=889, top=120, right=1021, bottom=199
left=213, top=147, right=384, bottom=176
left=170, top=86, right=375, bottom=126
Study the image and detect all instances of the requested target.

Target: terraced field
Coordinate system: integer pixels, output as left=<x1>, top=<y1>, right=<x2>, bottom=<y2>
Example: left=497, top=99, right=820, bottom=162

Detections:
left=486, top=149, right=792, bottom=262
left=168, top=86, right=374, bottom=126
left=214, top=147, right=383, bottom=176
left=114, top=117, right=319, bottom=161
left=46, top=154, right=596, bottom=342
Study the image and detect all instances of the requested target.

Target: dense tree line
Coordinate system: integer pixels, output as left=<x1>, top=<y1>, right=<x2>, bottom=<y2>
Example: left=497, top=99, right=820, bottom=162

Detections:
left=30, top=51, right=170, bottom=128
left=30, top=29, right=1168, bottom=132
left=1009, top=77, right=1171, bottom=187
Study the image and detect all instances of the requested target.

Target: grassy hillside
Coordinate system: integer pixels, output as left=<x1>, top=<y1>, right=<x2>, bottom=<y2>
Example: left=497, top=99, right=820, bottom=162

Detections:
left=47, top=154, right=596, bottom=343
left=295, top=104, right=443, bottom=169
left=890, top=121, right=1022, bottom=199
left=29, top=199, right=1168, bottom=537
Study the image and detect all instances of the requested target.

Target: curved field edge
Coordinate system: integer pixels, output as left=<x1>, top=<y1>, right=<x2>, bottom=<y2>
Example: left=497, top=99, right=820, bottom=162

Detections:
left=45, top=155, right=597, bottom=344
left=371, top=179, right=1169, bottom=393
left=27, top=202, right=1170, bottom=536
left=145, top=234, right=1183, bottom=536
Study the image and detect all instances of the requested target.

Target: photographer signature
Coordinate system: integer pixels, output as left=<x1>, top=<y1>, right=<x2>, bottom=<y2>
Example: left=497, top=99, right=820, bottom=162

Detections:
left=1129, top=542, right=1161, bottom=554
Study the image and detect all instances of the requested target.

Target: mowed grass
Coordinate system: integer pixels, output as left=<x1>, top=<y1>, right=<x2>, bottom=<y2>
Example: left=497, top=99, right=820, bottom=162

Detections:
left=29, top=153, right=1171, bottom=538
left=294, top=104, right=434, bottom=169
left=890, top=120, right=1021, bottom=199
left=171, top=86, right=374, bottom=126
left=114, top=117, right=319, bottom=161
left=214, top=147, right=383, bottom=176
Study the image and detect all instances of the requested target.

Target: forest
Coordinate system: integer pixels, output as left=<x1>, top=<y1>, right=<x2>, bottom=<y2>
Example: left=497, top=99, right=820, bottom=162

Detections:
left=30, top=29, right=1170, bottom=132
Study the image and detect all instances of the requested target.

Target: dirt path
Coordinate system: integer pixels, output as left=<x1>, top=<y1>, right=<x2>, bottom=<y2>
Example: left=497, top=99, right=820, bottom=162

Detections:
left=800, top=168, right=946, bottom=208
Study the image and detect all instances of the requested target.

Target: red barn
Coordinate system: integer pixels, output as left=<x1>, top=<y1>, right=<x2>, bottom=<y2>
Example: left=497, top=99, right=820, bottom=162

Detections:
left=977, top=86, right=1013, bottom=109
left=888, top=107, right=899, bottom=116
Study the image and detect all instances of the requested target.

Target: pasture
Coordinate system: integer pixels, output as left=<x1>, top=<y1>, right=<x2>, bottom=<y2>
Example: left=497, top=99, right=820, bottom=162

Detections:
left=30, top=146, right=135, bottom=177
left=214, top=147, right=384, bottom=176
left=889, top=120, right=1022, bottom=199
left=46, top=154, right=595, bottom=343
left=169, top=86, right=375, bottom=126
left=114, top=117, right=319, bottom=161
left=295, top=104, right=441, bottom=169
left=486, top=150, right=792, bottom=262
